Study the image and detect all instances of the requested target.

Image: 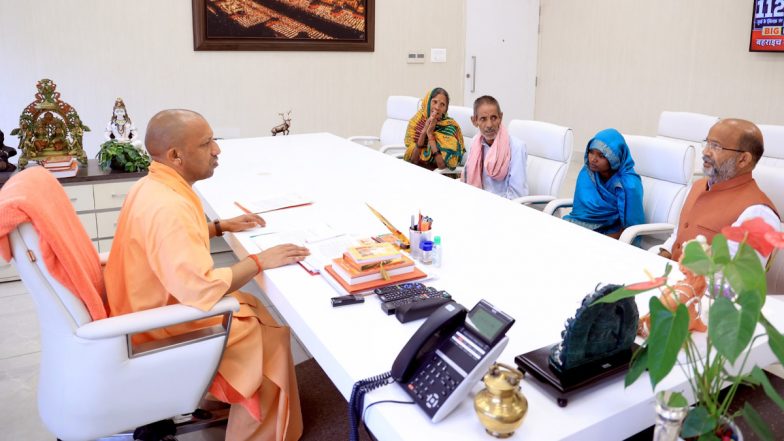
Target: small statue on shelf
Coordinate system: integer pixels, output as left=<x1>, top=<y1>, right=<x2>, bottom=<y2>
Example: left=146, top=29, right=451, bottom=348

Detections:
left=270, top=110, right=292, bottom=136
left=96, top=98, right=150, bottom=172
left=104, top=98, right=140, bottom=145
left=0, top=130, right=18, bottom=172
left=10, top=78, right=90, bottom=169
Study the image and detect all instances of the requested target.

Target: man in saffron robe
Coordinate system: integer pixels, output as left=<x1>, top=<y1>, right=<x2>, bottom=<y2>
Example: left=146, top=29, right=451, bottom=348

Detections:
left=658, top=119, right=779, bottom=262
left=104, top=109, right=310, bottom=441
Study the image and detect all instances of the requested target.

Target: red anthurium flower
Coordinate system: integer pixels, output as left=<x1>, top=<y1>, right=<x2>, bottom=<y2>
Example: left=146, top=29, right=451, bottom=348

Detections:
left=721, top=217, right=776, bottom=257
left=626, top=276, right=667, bottom=291
left=766, top=231, right=784, bottom=249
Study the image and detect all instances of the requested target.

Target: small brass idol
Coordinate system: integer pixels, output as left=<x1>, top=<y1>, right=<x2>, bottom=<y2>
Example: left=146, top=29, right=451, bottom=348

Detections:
left=474, top=363, right=528, bottom=438
left=11, top=79, right=89, bottom=169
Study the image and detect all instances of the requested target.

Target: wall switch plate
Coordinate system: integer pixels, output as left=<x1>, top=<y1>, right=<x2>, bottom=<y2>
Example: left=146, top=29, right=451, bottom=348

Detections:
left=407, top=52, right=425, bottom=64
left=431, top=48, right=447, bottom=63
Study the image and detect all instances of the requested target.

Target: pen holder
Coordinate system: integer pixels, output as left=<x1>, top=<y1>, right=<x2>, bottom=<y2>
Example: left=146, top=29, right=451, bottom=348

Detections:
left=409, top=228, right=432, bottom=261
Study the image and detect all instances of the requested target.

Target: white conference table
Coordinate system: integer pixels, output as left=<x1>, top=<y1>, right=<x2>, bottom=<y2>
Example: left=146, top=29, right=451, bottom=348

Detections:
left=194, top=133, right=783, bottom=441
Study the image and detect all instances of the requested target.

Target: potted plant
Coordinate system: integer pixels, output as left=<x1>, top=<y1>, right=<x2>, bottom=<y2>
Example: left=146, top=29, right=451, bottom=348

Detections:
left=96, top=140, right=151, bottom=172
left=594, top=218, right=784, bottom=440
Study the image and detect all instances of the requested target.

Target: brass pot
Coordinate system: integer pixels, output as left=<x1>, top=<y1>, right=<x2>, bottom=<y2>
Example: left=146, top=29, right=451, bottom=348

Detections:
left=473, top=363, right=528, bottom=438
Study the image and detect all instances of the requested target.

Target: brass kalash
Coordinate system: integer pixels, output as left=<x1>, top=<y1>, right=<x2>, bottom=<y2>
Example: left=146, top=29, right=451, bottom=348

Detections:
left=11, top=79, right=89, bottom=169
left=474, top=363, right=528, bottom=438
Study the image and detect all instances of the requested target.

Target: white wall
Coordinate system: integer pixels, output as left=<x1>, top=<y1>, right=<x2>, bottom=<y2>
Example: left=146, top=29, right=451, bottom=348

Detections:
left=0, top=0, right=466, bottom=159
left=536, top=0, right=784, bottom=153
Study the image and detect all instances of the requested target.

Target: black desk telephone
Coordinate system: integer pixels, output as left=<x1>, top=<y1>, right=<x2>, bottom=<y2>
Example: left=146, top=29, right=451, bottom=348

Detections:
left=349, top=300, right=514, bottom=440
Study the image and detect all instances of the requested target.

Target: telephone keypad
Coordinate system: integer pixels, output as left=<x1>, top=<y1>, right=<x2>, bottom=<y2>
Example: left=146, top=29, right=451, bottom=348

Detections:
left=404, top=354, right=463, bottom=417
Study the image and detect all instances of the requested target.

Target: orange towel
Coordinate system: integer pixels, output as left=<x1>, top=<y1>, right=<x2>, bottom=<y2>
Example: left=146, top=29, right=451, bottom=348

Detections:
left=0, top=167, right=107, bottom=320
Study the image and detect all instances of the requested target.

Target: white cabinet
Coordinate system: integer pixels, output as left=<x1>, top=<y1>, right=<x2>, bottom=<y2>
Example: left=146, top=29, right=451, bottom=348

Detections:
left=72, top=180, right=135, bottom=253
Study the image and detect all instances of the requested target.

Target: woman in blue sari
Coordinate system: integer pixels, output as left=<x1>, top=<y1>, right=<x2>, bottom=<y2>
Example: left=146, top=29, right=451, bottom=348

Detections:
left=564, top=128, right=644, bottom=239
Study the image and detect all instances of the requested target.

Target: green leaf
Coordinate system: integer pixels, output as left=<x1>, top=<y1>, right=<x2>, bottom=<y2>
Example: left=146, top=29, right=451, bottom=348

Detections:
left=750, top=366, right=784, bottom=412
left=760, top=313, right=784, bottom=366
left=711, top=234, right=731, bottom=265
left=647, top=297, right=690, bottom=388
left=590, top=286, right=645, bottom=305
left=667, top=391, right=688, bottom=408
left=625, top=345, right=648, bottom=387
left=681, top=240, right=713, bottom=275
left=742, top=402, right=774, bottom=441
left=681, top=406, right=717, bottom=437
left=724, top=242, right=766, bottom=303
left=663, top=262, right=673, bottom=277
left=709, top=292, right=761, bottom=363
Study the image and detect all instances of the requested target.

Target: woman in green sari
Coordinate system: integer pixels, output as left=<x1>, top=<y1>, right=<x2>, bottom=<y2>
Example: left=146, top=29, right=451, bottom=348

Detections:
left=403, top=87, right=464, bottom=171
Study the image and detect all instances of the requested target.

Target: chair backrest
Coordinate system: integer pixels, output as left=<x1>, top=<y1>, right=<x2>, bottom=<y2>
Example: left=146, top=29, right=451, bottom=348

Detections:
left=657, top=111, right=719, bottom=143
left=625, top=134, right=696, bottom=225
left=379, top=96, right=419, bottom=147
left=448, top=105, right=476, bottom=148
left=759, top=124, right=784, bottom=168
left=508, top=119, right=574, bottom=197
left=753, top=164, right=784, bottom=294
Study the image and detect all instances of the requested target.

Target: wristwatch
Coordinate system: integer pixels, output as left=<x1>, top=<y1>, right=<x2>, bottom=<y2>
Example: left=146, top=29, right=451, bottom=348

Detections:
left=213, top=220, right=223, bottom=237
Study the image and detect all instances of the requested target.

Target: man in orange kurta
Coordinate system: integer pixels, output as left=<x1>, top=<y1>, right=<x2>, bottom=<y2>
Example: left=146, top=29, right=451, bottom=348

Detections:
left=104, top=109, right=310, bottom=441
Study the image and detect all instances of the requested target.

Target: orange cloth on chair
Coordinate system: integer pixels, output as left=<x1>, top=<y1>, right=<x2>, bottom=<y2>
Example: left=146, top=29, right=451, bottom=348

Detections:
left=104, top=162, right=302, bottom=441
left=0, top=167, right=106, bottom=320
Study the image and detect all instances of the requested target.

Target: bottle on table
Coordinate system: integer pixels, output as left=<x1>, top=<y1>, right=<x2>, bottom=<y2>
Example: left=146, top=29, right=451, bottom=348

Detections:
left=420, top=240, right=434, bottom=265
left=432, top=236, right=442, bottom=267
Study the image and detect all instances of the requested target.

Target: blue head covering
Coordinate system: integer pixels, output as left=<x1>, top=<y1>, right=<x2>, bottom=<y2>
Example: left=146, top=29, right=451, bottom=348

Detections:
left=564, top=128, right=645, bottom=235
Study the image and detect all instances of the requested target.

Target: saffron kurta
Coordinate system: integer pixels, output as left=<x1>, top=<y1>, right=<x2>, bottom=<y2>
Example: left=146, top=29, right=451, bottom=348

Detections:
left=104, top=162, right=302, bottom=441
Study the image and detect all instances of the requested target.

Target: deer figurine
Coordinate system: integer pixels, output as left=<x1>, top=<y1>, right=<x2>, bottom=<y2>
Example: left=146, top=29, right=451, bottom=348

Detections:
left=271, top=111, right=292, bottom=136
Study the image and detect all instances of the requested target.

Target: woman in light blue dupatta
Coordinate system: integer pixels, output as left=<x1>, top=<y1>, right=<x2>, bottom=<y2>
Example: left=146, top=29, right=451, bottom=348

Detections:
left=564, top=128, right=644, bottom=239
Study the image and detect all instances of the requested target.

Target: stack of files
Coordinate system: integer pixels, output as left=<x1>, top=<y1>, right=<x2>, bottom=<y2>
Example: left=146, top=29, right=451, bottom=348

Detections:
left=324, top=243, right=426, bottom=293
left=40, top=155, right=78, bottom=178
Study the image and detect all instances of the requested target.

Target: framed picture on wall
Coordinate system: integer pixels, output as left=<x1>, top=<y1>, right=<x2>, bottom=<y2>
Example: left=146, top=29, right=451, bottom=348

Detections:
left=192, top=0, right=374, bottom=51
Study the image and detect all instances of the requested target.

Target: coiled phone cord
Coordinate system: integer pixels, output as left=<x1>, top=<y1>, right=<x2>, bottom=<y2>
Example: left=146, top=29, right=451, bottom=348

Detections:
left=348, top=371, right=394, bottom=441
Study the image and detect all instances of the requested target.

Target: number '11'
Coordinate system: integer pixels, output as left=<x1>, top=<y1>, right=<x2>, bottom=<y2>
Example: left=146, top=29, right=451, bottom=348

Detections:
left=756, top=0, right=784, bottom=18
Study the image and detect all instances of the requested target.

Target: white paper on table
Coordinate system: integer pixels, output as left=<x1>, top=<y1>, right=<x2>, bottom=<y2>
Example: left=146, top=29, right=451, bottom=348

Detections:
left=253, top=227, right=356, bottom=274
left=239, top=193, right=311, bottom=214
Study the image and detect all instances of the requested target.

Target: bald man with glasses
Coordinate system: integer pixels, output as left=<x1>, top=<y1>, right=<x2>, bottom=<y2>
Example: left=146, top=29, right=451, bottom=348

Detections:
left=658, top=118, right=780, bottom=262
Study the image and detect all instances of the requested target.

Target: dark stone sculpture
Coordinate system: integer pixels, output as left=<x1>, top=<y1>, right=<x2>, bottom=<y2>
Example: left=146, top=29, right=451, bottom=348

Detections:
left=548, top=284, right=639, bottom=374
left=0, top=130, right=18, bottom=172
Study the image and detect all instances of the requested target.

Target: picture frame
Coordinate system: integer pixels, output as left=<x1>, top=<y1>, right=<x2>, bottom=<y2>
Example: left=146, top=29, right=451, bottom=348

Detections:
left=192, top=0, right=374, bottom=52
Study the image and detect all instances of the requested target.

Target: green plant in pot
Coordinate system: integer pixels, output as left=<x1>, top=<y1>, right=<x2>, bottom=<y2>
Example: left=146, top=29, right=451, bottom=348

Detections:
left=594, top=218, right=784, bottom=440
left=97, top=140, right=151, bottom=172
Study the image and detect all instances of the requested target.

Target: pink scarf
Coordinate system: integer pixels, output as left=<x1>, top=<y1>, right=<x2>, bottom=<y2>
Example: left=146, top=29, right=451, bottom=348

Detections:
left=465, top=123, right=511, bottom=189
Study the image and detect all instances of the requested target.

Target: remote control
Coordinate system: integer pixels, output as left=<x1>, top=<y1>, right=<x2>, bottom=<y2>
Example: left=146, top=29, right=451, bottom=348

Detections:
left=374, top=283, right=433, bottom=302
left=395, top=297, right=454, bottom=323
left=381, top=290, right=452, bottom=315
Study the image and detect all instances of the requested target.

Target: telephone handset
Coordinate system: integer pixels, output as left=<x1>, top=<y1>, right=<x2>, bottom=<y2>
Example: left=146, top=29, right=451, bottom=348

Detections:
left=391, top=302, right=467, bottom=382
left=392, top=300, right=515, bottom=423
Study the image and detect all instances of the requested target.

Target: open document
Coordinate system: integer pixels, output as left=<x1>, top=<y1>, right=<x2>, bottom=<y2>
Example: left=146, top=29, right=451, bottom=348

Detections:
left=253, top=223, right=356, bottom=275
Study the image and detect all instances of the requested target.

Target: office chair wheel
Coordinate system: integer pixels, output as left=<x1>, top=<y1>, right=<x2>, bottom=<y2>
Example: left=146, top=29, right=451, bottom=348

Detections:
left=557, top=398, right=568, bottom=407
left=133, top=418, right=176, bottom=441
left=192, top=408, right=212, bottom=420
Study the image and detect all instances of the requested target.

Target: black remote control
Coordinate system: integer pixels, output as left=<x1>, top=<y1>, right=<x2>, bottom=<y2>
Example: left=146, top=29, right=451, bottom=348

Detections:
left=380, top=290, right=452, bottom=315
left=374, top=283, right=432, bottom=302
left=395, top=297, right=454, bottom=323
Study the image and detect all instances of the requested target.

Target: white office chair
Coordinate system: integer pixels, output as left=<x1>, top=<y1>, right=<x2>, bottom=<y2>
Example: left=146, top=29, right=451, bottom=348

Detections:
left=348, top=95, right=419, bottom=158
left=753, top=164, right=784, bottom=294
left=656, top=111, right=719, bottom=176
left=759, top=124, right=784, bottom=168
left=507, top=119, right=574, bottom=207
left=8, top=219, right=239, bottom=440
left=544, top=135, right=695, bottom=249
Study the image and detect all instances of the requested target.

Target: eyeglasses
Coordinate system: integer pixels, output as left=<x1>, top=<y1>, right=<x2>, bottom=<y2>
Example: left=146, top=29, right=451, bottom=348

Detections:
left=702, top=140, right=747, bottom=154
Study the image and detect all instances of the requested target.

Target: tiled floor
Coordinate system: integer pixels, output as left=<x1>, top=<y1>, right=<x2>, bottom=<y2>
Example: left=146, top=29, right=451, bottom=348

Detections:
left=0, top=250, right=311, bottom=440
